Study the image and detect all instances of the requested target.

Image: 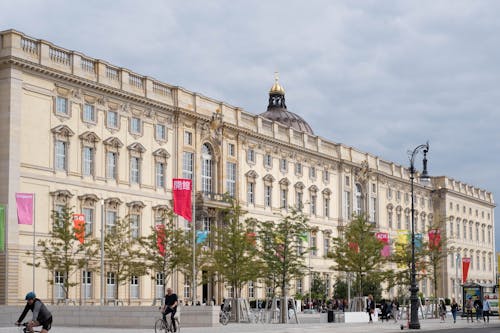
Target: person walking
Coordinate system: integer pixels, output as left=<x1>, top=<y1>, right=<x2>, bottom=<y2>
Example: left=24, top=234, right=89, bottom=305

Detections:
left=366, top=294, right=375, bottom=323
left=482, top=296, right=491, bottom=323
left=473, top=296, right=483, bottom=322
left=450, top=298, right=459, bottom=323
left=465, top=297, right=473, bottom=323
left=391, top=299, right=399, bottom=323
left=439, top=299, right=446, bottom=322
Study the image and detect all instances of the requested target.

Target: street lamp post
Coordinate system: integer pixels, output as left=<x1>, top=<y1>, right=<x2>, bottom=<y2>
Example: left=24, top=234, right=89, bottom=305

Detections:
left=455, top=253, right=461, bottom=305
left=408, top=142, right=430, bottom=330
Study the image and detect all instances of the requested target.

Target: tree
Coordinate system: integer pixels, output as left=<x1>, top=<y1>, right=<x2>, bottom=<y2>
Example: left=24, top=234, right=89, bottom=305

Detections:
left=257, top=208, right=310, bottom=298
left=139, top=209, right=191, bottom=293
left=29, top=206, right=98, bottom=300
left=209, top=199, right=262, bottom=299
left=328, top=215, right=387, bottom=299
left=104, top=216, right=146, bottom=303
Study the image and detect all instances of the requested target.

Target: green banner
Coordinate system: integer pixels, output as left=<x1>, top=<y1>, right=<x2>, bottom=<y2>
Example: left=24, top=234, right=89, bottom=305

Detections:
left=0, top=205, right=5, bottom=251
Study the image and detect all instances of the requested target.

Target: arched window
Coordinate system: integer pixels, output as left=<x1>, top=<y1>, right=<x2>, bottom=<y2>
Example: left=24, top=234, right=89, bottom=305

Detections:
left=201, top=143, right=213, bottom=193
left=355, top=183, right=364, bottom=216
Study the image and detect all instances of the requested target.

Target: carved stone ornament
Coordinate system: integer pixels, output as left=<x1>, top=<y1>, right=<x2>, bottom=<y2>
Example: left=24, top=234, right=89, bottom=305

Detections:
left=127, top=201, right=146, bottom=214
left=104, top=197, right=122, bottom=210
left=78, top=193, right=99, bottom=207
left=50, top=189, right=74, bottom=204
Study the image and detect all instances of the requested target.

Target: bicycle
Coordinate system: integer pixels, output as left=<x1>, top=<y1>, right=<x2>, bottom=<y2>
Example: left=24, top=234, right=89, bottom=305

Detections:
left=16, top=322, right=42, bottom=333
left=155, top=314, right=180, bottom=333
left=219, top=307, right=231, bottom=325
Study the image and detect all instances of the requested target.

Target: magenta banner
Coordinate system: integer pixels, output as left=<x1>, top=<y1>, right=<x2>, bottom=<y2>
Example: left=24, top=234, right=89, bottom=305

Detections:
left=16, top=193, right=34, bottom=225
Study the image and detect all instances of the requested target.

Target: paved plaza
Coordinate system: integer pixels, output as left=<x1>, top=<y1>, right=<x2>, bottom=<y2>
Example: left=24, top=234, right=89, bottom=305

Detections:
left=1, top=317, right=498, bottom=333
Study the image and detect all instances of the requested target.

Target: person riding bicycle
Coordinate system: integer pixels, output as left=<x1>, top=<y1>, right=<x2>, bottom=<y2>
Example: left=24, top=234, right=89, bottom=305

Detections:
left=161, top=288, right=178, bottom=332
left=15, top=292, right=53, bottom=333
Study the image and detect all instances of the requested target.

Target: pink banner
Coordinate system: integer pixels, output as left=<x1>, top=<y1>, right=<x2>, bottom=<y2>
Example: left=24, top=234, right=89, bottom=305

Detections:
left=172, top=179, right=192, bottom=222
left=376, top=232, right=390, bottom=257
left=428, top=229, right=441, bottom=250
left=16, top=193, right=34, bottom=225
left=156, top=224, right=166, bottom=257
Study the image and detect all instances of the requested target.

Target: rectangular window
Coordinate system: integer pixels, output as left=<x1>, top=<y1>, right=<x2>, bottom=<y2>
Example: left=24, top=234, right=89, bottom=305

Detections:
left=55, top=140, right=67, bottom=170
left=106, top=152, right=117, bottom=180
left=56, top=96, right=68, bottom=115
left=295, top=162, right=302, bottom=175
left=156, top=162, right=165, bottom=188
left=309, top=167, right=316, bottom=179
left=457, top=222, right=461, bottom=238
left=264, top=154, right=272, bottom=168
left=82, top=207, right=94, bottom=237
left=107, top=111, right=119, bottom=128
left=280, top=189, right=288, bottom=209
left=247, top=148, right=255, bottom=163
left=130, top=214, right=139, bottom=239
left=280, top=158, right=287, bottom=172
left=343, top=191, right=351, bottom=219
left=388, top=212, right=393, bottom=229
left=247, top=182, right=255, bottom=204
left=182, top=152, right=194, bottom=180
left=265, top=185, right=272, bottom=207
left=311, top=195, right=317, bottom=215
left=83, top=103, right=96, bottom=122
left=82, top=271, right=92, bottom=299
left=106, top=272, right=116, bottom=299
left=324, top=197, right=330, bottom=217
left=106, top=210, right=117, bottom=233
left=228, top=143, right=235, bottom=156
left=54, top=271, right=65, bottom=299
left=296, top=192, right=303, bottom=210
left=130, top=276, right=139, bottom=299
left=372, top=183, right=377, bottom=194
left=130, top=117, right=141, bottom=134
left=323, top=170, right=329, bottom=182
left=397, top=213, right=401, bottom=229
left=155, top=273, right=165, bottom=299
left=183, top=277, right=191, bottom=299
left=310, top=235, right=317, bottom=256
left=226, top=162, right=236, bottom=197
left=155, top=124, right=166, bottom=141
left=184, top=131, right=192, bottom=145
left=82, top=147, right=94, bottom=176
left=323, top=237, right=330, bottom=255
left=130, top=157, right=140, bottom=184
left=370, top=197, right=376, bottom=223
left=345, top=176, right=350, bottom=186
left=296, top=279, right=302, bottom=294
left=248, top=281, right=255, bottom=298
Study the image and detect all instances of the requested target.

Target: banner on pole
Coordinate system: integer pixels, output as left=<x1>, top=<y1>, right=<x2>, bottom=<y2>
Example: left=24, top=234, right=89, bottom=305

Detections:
left=196, top=230, right=209, bottom=244
left=172, top=179, right=192, bottom=222
left=16, top=193, right=34, bottom=225
left=462, top=257, right=471, bottom=283
left=156, top=224, right=166, bottom=256
left=0, top=205, right=5, bottom=251
left=376, top=232, right=390, bottom=257
left=72, top=214, right=85, bottom=244
left=428, top=229, right=441, bottom=250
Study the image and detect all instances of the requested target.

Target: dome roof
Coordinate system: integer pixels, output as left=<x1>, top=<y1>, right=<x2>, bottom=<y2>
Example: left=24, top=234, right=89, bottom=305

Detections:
left=259, top=74, right=314, bottom=135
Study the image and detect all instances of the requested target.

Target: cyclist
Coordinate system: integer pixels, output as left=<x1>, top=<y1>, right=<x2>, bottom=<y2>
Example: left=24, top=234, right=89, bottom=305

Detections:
left=161, top=288, right=178, bottom=332
left=15, top=292, right=53, bottom=333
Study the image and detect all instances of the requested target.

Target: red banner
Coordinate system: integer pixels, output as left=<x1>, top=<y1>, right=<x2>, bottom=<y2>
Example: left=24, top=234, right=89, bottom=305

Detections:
left=376, top=232, right=390, bottom=257
left=428, top=229, right=441, bottom=250
left=156, top=224, right=166, bottom=257
left=72, top=214, right=85, bottom=244
left=348, top=242, right=359, bottom=253
left=172, top=178, right=192, bottom=222
left=16, top=193, right=34, bottom=225
left=462, top=257, right=471, bottom=283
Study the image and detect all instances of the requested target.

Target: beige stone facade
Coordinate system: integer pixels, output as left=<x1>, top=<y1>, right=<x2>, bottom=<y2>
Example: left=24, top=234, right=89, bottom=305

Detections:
left=0, top=29, right=495, bottom=305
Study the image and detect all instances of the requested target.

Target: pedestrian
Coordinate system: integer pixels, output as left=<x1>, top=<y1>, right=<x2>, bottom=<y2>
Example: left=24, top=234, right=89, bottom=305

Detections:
left=380, top=299, right=388, bottom=322
left=465, top=297, right=473, bottom=322
left=391, top=299, right=399, bottom=323
left=366, top=294, right=375, bottom=323
left=473, top=296, right=483, bottom=322
left=482, top=296, right=491, bottom=323
left=439, top=299, right=446, bottom=322
left=450, top=298, right=459, bottom=323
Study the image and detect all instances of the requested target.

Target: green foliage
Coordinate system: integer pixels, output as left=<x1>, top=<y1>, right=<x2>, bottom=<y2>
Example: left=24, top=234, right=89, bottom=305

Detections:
left=209, top=199, right=262, bottom=298
left=138, top=209, right=191, bottom=286
left=29, top=206, right=98, bottom=299
left=104, top=216, right=146, bottom=300
left=333, top=279, right=348, bottom=299
left=310, top=274, right=327, bottom=301
left=328, top=214, right=386, bottom=297
left=257, top=208, right=310, bottom=297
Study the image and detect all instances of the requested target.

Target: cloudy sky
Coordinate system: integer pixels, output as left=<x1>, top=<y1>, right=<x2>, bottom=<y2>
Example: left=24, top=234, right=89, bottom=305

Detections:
left=1, top=1, right=499, bottom=251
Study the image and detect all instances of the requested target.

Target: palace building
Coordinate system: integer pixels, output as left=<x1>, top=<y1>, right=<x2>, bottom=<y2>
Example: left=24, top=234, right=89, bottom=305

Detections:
left=0, top=29, right=495, bottom=305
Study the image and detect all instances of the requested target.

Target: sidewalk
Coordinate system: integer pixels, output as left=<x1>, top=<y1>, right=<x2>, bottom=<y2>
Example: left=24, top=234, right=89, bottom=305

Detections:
left=1, top=317, right=498, bottom=333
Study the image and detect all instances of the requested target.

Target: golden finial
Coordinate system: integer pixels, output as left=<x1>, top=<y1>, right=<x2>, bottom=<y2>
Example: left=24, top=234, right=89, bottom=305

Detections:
left=269, top=71, right=285, bottom=95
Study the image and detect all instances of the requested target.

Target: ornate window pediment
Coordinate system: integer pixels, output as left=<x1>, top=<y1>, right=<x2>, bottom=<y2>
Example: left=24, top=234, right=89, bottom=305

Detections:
left=309, top=185, right=318, bottom=193
left=387, top=203, right=394, bottom=211
left=263, top=174, right=275, bottom=185
left=294, top=182, right=305, bottom=190
left=79, top=131, right=101, bottom=145
left=279, top=178, right=290, bottom=187
left=322, top=188, right=331, bottom=196
left=50, top=189, right=73, bottom=205
left=127, top=201, right=145, bottom=214
left=78, top=193, right=99, bottom=207
left=127, top=142, right=146, bottom=153
left=245, top=170, right=259, bottom=179
left=153, top=148, right=171, bottom=160
left=103, top=137, right=124, bottom=149
left=51, top=125, right=75, bottom=139
left=104, top=197, right=122, bottom=210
